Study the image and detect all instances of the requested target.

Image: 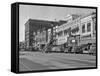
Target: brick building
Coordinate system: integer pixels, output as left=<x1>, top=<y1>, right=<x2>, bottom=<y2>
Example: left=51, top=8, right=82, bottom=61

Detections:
left=25, top=19, right=60, bottom=50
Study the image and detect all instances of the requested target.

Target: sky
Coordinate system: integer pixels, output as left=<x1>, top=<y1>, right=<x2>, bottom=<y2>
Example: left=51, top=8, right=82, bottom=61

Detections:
left=19, top=5, right=96, bottom=42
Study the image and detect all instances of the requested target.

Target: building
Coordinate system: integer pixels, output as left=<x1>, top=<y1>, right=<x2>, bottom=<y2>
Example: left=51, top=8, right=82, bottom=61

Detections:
left=34, top=28, right=49, bottom=50
left=54, top=12, right=96, bottom=53
left=56, top=14, right=80, bottom=46
left=19, top=41, right=25, bottom=51
left=79, top=12, right=96, bottom=46
left=25, top=19, right=59, bottom=50
left=25, top=12, right=96, bottom=53
left=77, top=12, right=96, bottom=54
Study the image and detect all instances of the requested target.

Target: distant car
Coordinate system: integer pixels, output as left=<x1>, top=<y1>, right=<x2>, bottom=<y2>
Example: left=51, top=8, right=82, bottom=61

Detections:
left=19, top=48, right=25, bottom=51
left=64, top=47, right=69, bottom=53
left=67, top=46, right=72, bottom=53
left=74, top=46, right=83, bottom=54
left=82, top=47, right=89, bottom=54
left=83, top=50, right=89, bottom=54
left=89, top=45, right=96, bottom=55
left=45, top=45, right=63, bottom=53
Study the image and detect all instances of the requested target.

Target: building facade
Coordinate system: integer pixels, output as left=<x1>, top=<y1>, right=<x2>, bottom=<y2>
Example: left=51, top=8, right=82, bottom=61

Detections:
left=54, top=12, right=96, bottom=53
left=25, top=19, right=58, bottom=50
left=56, top=14, right=80, bottom=46
left=25, top=12, right=96, bottom=53
left=34, top=29, right=48, bottom=50
left=79, top=13, right=96, bottom=46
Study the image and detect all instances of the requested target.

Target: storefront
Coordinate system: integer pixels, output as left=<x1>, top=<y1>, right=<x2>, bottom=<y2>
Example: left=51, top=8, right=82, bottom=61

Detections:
left=79, top=34, right=96, bottom=45
left=79, top=34, right=96, bottom=54
left=67, top=35, right=80, bottom=53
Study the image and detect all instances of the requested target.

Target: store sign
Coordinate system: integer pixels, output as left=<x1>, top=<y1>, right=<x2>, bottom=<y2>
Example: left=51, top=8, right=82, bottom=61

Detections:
left=81, top=34, right=91, bottom=40
left=72, top=40, right=75, bottom=42
left=57, top=36, right=67, bottom=45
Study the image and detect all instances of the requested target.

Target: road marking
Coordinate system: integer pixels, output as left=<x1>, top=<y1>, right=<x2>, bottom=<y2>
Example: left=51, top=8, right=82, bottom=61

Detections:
left=20, top=61, right=31, bottom=71
left=19, top=52, right=96, bottom=70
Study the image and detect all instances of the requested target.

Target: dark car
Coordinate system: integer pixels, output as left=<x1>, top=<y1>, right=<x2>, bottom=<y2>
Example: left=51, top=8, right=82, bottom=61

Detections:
left=74, top=46, right=83, bottom=54
left=89, top=44, right=96, bottom=55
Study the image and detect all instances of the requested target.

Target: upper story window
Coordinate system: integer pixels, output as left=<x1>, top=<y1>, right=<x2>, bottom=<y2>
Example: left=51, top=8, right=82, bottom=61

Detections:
left=64, top=29, right=68, bottom=35
left=71, top=27, right=79, bottom=34
left=33, top=32, right=36, bottom=35
left=87, top=22, right=91, bottom=32
left=64, top=28, right=71, bottom=35
left=82, top=24, right=85, bottom=33
left=95, top=23, right=96, bottom=31
left=58, top=31, right=63, bottom=37
left=94, top=19, right=96, bottom=31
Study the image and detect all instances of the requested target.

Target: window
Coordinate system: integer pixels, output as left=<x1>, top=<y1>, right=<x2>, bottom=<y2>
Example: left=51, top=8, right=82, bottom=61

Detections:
left=64, top=29, right=68, bottom=35
left=95, top=24, right=96, bottom=31
left=87, top=22, right=91, bottom=32
left=53, top=32, right=56, bottom=36
left=58, top=31, right=63, bottom=37
left=82, top=24, right=85, bottom=33
left=71, top=27, right=79, bottom=34
left=94, top=19, right=96, bottom=31
left=33, top=32, right=36, bottom=35
left=64, top=28, right=71, bottom=35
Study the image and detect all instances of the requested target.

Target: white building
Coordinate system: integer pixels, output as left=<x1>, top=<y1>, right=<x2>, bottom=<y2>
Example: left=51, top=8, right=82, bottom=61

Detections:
left=79, top=13, right=96, bottom=45
left=56, top=14, right=80, bottom=45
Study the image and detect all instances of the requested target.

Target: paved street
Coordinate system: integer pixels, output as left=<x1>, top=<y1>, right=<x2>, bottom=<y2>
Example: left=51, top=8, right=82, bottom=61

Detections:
left=19, top=51, right=96, bottom=71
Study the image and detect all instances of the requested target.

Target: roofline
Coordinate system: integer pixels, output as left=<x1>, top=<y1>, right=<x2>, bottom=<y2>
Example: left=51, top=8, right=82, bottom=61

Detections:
left=24, top=18, right=59, bottom=26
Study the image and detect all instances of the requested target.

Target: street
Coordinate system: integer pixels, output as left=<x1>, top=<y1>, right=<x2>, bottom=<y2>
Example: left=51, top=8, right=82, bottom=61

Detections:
left=19, top=51, right=96, bottom=71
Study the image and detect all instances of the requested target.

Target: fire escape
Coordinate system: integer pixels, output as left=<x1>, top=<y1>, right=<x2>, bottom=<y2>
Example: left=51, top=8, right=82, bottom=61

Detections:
left=42, top=32, right=55, bottom=53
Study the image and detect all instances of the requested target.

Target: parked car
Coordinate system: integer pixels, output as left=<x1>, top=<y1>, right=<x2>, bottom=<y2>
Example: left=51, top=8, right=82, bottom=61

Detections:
left=74, top=46, right=83, bottom=54
left=64, top=47, right=69, bottom=53
left=83, top=47, right=89, bottom=54
left=89, top=44, right=96, bottom=55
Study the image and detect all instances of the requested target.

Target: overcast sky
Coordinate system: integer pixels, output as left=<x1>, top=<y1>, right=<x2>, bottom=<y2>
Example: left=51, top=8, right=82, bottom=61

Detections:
left=19, top=5, right=96, bottom=42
